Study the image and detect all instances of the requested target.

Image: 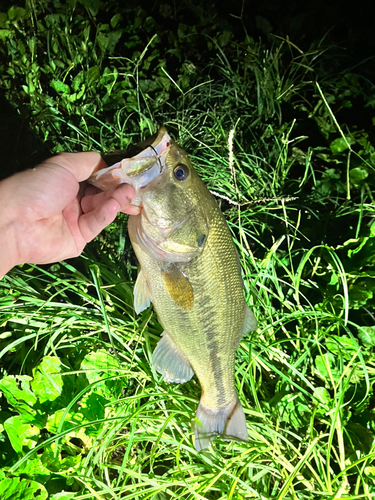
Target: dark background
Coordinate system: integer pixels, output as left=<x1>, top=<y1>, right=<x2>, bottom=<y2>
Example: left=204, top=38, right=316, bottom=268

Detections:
left=0, top=0, right=373, bottom=179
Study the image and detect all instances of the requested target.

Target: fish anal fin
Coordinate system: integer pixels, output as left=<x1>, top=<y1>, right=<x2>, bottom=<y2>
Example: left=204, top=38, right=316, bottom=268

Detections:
left=243, top=303, right=257, bottom=336
left=161, top=263, right=194, bottom=311
left=152, top=331, right=194, bottom=384
left=194, top=397, right=249, bottom=452
left=134, top=269, right=152, bottom=314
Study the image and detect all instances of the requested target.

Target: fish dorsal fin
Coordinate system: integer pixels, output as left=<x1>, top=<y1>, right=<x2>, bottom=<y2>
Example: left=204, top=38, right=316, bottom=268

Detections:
left=243, top=304, right=257, bottom=336
left=152, top=331, right=194, bottom=384
left=161, top=263, right=194, bottom=311
left=134, top=269, right=152, bottom=314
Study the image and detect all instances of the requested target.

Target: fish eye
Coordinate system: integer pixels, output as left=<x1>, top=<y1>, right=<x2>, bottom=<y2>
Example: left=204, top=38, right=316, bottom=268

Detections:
left=173, top=164, right=189, bottom=181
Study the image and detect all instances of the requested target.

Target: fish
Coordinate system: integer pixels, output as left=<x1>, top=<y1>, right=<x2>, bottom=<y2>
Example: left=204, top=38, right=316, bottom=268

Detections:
left=88, top=127, right=257, bottom=451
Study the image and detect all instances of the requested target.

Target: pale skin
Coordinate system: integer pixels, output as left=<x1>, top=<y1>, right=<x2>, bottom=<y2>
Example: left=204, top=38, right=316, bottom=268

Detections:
left=0, top=152, right=141, bottom=278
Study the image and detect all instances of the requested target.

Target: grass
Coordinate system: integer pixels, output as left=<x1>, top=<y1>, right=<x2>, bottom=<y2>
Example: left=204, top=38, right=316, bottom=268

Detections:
left=2, top=216, right=374, bottom=498
left=1, top=1, right=375, bottom=499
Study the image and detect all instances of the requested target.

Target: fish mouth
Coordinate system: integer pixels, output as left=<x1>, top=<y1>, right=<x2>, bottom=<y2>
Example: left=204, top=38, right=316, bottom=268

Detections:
left=88, top=127, right=171, bottom=198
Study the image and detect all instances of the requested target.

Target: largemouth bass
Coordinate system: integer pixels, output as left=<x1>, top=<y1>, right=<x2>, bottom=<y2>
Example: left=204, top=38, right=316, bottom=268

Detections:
left=89, top=128, right=257, bottom=450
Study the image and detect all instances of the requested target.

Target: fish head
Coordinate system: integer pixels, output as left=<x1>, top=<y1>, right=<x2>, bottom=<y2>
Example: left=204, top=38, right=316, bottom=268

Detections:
left=88, top=127, right=211, bottom=262
left=135, top=139, right=210, bottom=262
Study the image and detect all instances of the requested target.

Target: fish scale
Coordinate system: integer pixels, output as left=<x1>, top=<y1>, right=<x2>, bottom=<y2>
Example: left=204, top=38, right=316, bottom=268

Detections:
left=190, top=208, right=245, bottom=411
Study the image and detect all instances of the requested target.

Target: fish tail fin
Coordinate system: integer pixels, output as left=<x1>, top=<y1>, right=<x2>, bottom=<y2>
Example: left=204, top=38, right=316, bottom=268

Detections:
left=194, top=397, right=249, bottom=451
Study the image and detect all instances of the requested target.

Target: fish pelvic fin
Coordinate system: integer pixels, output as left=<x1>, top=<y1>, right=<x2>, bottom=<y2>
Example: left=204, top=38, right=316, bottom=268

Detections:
left=134, top=269, right=152, bottom=314
left=152, top=331, right=194, bottom=384
left=194, top=397, right=249, bottom=452
left=243, top=303, right=257, bottom=336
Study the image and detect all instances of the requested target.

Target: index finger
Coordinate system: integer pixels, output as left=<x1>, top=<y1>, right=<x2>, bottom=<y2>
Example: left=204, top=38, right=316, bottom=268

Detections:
left=42, top=152, right=108, bottom=182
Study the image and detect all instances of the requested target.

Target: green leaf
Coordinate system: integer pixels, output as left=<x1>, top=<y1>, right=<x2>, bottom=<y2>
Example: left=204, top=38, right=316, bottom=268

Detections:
left=47, top=394, right=106, bottom=440
left=86, top=65, right=100, bottom=86
left=31, top=357, right=63, bottom=403
left=0, top=29, right=11, bottom=38
left=365, top=467, right=375, bottom=478
left=107, top=30, right=122, bottom=53
left=322, top=168, right=340, bottom=180
left=139, top=79, right=159, bottom=93
left=347, top=422, right=375, bottom=454
left=41, top=445, right=81, bottom=473
left=96, top=32, right=108, bottom=52
left=110, top=13, right=121, bottom=29
left=358, top=326, right=375, bottom=347
left=81, top=350, right=120, bottom=397
left=77, top=0, right=103, bottom=17
left=349, top=281, right=373, bottom=309
left=45, top=409, right=75, bottom=433
left=76, top=392, right=107, bottom=436
left=7, top=6, right=26, bottom=22
left=314, top=353, right=341, bottom=384
left=349, top=167, right=368, bottom=183
left=345, top=234, right=375, bottom=269
left=81, top=350, right=120, bottom=383
left=274, top=393, right=311, bottom=428
left=71, top=71, right=84, bottom=92
left=50, top=80, right=70, bottom=94
left=325, top=335, right=360, bottom=359
left=0, top=478, right=47, bottom=500
left=4, top=415, right=40, bottom=453
left=50, top=494, right=76, bottom=500
left=15, top=457, right=50, bottom=476
left=0, top=12, right=7, bottom=27
left=97, top=31, right=122, bottom=53
left=330, top=136, right=355, bottom=153
left=0, top=375, right=37, bottom=419
left=313, top=387, right=331, bottom=407
left=218, top=30, right=232, bottom=47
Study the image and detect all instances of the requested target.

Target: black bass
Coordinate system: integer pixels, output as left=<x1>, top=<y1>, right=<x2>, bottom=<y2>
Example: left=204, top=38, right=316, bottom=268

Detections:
left=89, top=128, right=257, bottom=451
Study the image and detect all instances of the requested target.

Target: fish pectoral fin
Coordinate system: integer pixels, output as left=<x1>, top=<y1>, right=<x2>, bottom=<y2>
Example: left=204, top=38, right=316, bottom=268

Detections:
left=134, top=269, right=152, bottom=314
left=152, top=331, right=194, bottom=384
left=161, top=263, right=194, bottom=311
left=194, top=396, right=249, bottom=452
left=243, top=304, right=257, bottom=336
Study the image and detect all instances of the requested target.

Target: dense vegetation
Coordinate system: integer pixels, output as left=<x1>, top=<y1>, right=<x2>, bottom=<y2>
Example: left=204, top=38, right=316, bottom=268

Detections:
left=0, top=1, right=374, bottom=498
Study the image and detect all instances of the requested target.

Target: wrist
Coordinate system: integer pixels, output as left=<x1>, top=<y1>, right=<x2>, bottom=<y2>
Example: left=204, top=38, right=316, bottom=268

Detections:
left=0, top=177, right=22, bottom=278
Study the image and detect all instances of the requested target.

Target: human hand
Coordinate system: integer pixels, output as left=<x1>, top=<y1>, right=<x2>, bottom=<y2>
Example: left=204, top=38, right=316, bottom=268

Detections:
left=0, top=152, right=141, bottom=277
